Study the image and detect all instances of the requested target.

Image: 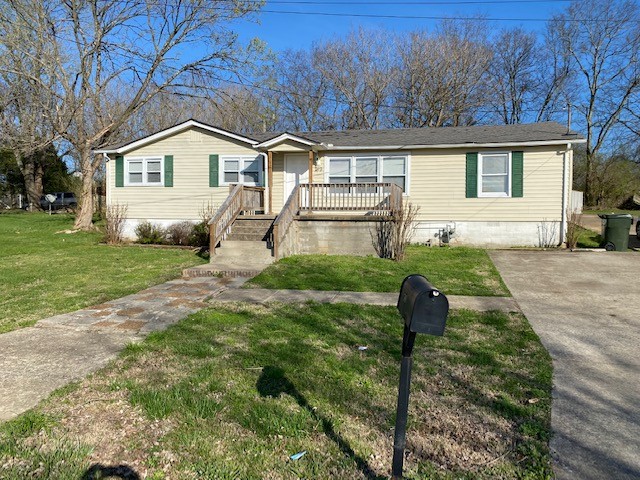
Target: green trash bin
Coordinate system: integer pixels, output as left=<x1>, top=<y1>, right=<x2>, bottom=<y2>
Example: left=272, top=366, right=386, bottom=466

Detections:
left=598, top=213, right=633, bottom=251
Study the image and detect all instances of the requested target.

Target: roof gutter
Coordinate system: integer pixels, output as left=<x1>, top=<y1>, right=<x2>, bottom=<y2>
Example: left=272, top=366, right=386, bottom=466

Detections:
left=315, top=139, right=586, bottom=152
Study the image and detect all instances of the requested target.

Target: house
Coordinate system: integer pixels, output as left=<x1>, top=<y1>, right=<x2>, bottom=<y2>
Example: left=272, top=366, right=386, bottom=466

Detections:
left=95, top=119, right=585, bottom=260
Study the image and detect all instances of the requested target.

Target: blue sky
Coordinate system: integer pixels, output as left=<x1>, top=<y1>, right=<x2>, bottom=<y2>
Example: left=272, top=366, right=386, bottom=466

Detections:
left=232, top=0, right=571, bottom=52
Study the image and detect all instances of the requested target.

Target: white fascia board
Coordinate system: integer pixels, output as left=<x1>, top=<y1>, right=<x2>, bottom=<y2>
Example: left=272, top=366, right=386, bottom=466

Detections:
left=93, top=120, right=258, bottom=155
left=255, top=133, right=318, bottom=149
left=318, top=139, right=586, bottom=152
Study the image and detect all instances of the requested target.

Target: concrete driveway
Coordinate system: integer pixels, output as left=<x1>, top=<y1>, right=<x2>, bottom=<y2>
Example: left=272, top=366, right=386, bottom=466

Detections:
left=490, top=251, right=640, bottom=480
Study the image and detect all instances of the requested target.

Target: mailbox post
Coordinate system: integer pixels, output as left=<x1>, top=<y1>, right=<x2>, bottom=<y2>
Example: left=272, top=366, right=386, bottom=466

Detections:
left=392, top=274, right=449, bottom=479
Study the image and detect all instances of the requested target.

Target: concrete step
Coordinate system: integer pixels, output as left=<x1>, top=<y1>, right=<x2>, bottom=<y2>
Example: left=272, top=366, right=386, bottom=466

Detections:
left=183, top=264, right=265, bottom=278
left=183, top=239, right=273, bottom=278
left=214, top=240, right=273, bottom=260
left=239, top=215, right=277, bottom=221
left=233, top=219, right=274, bottom=229
left=226, top=232, right=270, bottom=241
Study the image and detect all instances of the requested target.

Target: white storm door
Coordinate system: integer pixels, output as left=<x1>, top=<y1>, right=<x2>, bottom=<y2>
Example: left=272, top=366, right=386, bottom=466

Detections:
left=284, top=154, right=309, bottom=206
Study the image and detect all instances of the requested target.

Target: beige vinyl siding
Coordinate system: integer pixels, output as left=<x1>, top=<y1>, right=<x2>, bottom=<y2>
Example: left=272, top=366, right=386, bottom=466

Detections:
left=409, top=146, right=565, bottom=222
left=271, top=153, right=285, bottom=213
left=269, top=140, right=311, bottom=152
left=106, top=127, right=259, bottom=220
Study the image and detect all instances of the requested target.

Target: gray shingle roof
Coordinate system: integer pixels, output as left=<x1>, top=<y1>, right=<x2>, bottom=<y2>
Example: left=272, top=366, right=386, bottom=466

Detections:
left=252, top=122, right=582, bottom=147
left=96, top=120, right=583, bottom=152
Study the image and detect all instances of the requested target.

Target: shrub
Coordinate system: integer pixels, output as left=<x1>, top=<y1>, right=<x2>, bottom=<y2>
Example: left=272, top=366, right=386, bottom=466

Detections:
left=166, top=221, right=195, bottom=246
left=565, top=209, right=582, bottom=250
left=135, top=221, right=166, bottom=244
left=103, top=203, right=128, bottom=244
left=189, top=221, right=210, bottom=247
left=188, top=200, right=217, bottom=248
left=371, top=202, right=419, bottom=261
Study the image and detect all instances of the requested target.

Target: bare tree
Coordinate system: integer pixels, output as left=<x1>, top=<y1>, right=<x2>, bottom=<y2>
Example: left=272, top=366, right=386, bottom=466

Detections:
left=315, top=27, right=396, bottom=130
left=533, top=25, right=574, bottom=122
left=553, top=0, right=640, bottom=206
left=393, top=20, right=491, bottom=128
left=0, top=0, right=263, bottom=229
left=488, top=28, right=538, bottom=124
left=0, top=4, right=59, bottom=209
left=271, top=48, right=336, bottom=131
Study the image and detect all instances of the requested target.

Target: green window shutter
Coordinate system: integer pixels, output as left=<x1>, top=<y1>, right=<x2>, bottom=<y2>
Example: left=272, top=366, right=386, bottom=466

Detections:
left=512, top=151, right=523, bottom=198
left=465, top=152, right=478, bottom=198
left=115, top=155, right=124, bottom=187
left=209, top=154, right=219, bottom=187
left=164, top=155, right=173, bottom=187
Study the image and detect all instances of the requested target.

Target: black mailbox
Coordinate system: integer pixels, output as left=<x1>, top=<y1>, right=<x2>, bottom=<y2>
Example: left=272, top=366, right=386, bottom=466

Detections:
left=397, top=274, right=449, bottom=336
left=392, top=274, right=450, bottom=479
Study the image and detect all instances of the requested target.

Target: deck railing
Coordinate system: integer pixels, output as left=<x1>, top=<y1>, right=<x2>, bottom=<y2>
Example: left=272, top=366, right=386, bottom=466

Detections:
left=299, top=182, right=403, bottom=213
left=272, top=182, right=403, bottom=259
left=209, top=185, right=265, bottom=254
left=272, top=184, right=300, bottom=259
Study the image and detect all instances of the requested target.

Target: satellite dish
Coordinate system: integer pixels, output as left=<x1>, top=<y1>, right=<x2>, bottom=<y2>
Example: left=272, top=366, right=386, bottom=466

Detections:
left=45, top=194, right=56, bottom=203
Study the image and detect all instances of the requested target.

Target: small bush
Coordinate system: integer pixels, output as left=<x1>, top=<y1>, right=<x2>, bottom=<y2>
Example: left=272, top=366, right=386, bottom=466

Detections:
left=135, top=221, right=166, bottom=244
left=103, top=203, right=128, bottom=244
left=189, top=221, right=210, bottom=247
left=565, top=209, right=582, bottom=249
left=371, top=202, right=419, bottom=261
left=166, top=221, right=195, bottom=246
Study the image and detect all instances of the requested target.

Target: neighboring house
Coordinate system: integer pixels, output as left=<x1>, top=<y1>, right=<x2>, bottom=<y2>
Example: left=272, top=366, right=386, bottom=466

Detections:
left=95, top=119, right=585, bottom=257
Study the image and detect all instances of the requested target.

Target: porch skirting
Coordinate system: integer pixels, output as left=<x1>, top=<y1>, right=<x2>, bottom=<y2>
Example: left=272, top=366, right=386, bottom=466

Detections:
left=280, top=216, right=387, bottom=257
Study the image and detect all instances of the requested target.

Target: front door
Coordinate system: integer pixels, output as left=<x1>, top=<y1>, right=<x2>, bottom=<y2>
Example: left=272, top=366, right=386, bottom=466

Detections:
left=284, top=154, right=309, bottom=203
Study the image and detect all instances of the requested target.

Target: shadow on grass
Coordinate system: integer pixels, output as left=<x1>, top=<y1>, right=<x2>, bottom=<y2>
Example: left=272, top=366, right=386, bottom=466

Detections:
left=257, top=365, right=384, bottom=480
left=81, top=463, right=140, bottom=479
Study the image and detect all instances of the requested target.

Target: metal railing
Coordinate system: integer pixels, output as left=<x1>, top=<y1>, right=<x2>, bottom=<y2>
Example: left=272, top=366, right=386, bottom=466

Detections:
left=209, top=185, right=265, bottom=254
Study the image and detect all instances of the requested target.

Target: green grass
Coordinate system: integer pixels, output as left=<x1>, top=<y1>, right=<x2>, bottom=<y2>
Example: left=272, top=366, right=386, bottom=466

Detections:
left=0, top=212, right=206, bottom=333
left=0, top=303, right=553, bottom=479
left=576, top=226, right=603, bottom=248
left=247, top=245, right=509, bottom=296
left=583, top=208, right=639, bottom=216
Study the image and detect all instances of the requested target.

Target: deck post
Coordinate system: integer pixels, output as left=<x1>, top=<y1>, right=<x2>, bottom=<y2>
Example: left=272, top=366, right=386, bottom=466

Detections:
left=268, top=151, right=274, bottom=215
left=209, top=223, right=216, bottom=257
left=308, top=151, right=314, bottom=213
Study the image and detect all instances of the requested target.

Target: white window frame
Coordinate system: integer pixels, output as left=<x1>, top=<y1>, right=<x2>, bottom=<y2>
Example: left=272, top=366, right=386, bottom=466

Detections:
left=124, top=157, right=164, bottom=186
left=324, top=153, right=410, bottom=194
left=219, top=155, right=264, bottom=187
left=478, top=151, right=511, bottom=198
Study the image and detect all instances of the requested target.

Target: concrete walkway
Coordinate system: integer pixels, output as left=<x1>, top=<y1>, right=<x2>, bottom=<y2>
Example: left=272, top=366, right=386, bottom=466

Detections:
left=0, top=278, right=516, bottom=422
left=213, top=287, right=519, bottom=312
left=490, top=250, right=640, bottom=480
left=0, top=276, right=245, bottom=421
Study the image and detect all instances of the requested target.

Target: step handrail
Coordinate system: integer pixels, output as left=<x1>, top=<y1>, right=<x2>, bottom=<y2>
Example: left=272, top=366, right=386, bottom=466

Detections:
left=209, top=184, right=243, bottom=255
left=272, top=184, right=300, bottom=259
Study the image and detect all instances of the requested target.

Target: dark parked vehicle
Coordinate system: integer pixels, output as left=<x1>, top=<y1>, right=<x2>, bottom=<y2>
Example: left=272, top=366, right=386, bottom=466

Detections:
left=39, top=192, right=78, bottom=210
left=636, top=217, right=639, bottom=240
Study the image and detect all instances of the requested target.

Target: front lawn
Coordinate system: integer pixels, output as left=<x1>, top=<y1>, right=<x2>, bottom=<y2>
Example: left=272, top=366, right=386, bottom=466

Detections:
left=576, top=226, right=602, bottom=248
left=0, top=303, right=552, bottom=479
left=247, top=246, right=509, bottom=296
left=0, top=212, right=205, bottom=333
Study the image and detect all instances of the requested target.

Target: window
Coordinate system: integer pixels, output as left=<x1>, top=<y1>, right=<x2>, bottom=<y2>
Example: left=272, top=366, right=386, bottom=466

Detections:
left=221, top=155, right=263, bottom=186
left=478, top=152, right=510, bottom=197
left=326, top=155, right=408, bottom=192
left=125, top=157, right=163, bottom=186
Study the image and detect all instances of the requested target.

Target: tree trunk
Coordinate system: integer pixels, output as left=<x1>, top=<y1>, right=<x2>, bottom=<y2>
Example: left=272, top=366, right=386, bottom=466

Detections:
left=17, top=153, right=42, bottom=211
left=73, top=150, right=95, bottom=230
left=34, top=162, right=44, bottom=199
left=584, top=150, right=595, bottom=206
